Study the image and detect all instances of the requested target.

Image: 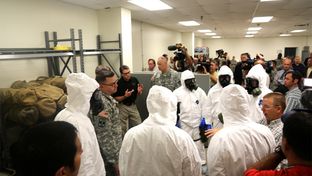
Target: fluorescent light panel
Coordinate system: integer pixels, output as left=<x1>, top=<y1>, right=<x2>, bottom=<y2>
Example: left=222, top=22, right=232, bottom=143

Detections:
left=260, top=0, right=281, bottom=1
left=245, top=35, right=254, bottom=38
left=252, top=16, right=273, bottom=23
left=179, top=21, right=200, bottom=26
left=205, top=33, right=216, bottom=36
left=246, top=31, right=258, bottom=34
left=290, top=29, right=306, bottom=33
left=280, top=34, right=291, bottom=37
left=198, top=29, right=212, bottom=33
left=212, top=36, right=221, bottom=38
left=248, top=27, right=262, bottom=31
left=128, top=0, right=172, bottom=11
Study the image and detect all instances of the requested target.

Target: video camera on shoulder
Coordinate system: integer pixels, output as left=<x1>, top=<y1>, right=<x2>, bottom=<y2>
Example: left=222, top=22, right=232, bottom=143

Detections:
left=168, top=43, right=186, bottom=72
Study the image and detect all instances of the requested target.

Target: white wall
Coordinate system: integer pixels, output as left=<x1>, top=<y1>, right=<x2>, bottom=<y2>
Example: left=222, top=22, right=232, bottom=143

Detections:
left=182, top=32, right=194, bottom=56
left=97, top=7, right=133, bottom=74
left=0, top=0, right=99, bottom=88
left=195, top=37, right=204, bottom=47
left=132, top=20, right=182, bottom=71
left=203, top=36, right=312, bottom=61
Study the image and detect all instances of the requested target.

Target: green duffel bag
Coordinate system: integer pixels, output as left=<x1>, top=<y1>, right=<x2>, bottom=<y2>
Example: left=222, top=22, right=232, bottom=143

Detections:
left=57, top=94, right=67, bottom=110
left=0, top=88, right=17, bottom=105
left=36, top=97, right=57, bottom=120
left=47, top=76, right=66, bottom=92
left=12, top=88, right=37, bottom=106
left=33, top=83, right=64, bottom=101
left=10, top=80, right=28, bottom=89
left=5, top=105, right=39, bottom=126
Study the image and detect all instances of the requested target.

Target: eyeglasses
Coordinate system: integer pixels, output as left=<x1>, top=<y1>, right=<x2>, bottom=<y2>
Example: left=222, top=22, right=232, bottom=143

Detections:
left=122, top=71, right=130, bottom=75
left=262, top=104, right=281, bottom=110
left=102, top=79, right=118, bottom=86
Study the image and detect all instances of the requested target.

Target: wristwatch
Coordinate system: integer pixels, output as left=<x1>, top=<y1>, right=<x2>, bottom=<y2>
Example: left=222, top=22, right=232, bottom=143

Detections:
left=274, top=145, right=286, bottom=159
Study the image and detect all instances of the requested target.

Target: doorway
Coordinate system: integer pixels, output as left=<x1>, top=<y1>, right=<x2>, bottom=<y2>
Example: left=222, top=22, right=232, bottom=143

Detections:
left=284, top=47, right=297, bottom=59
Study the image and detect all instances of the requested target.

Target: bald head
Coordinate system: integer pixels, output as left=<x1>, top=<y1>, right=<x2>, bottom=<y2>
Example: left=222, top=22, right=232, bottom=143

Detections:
left=157, top=56, right=169, bottom=73
left=282, top=57, right=292, bottom=71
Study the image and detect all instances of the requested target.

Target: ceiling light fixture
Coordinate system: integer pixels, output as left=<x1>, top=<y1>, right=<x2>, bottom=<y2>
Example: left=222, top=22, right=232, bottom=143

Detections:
left=290, top=29, right=306, bottom=33
left=245, top=35, right=254, bottom=38
left=260, top=0, right=281, bottom=2
left=197, top=29, right=212, bottom=33
left=212, top=36, right=221, bottom=39
left=279, top=34, right=291, bottom=37
left=128, top=0, right=172, bottom=11
left=205, top=33, right=216, bottom=36
left=178, top=21, right=200, bottom=26
left=248, top=27, right=262, bottom=31
left=246, top=31, right=258, bottom=34
left=252, top=16, right=273, bottom=23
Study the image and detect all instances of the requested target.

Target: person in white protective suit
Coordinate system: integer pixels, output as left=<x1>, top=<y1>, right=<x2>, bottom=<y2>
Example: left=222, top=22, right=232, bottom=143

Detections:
left=173, top=70, right=207, bottom=164
left=119, top=85, right=202, bottom=176
left=205, top=65, right=234, bottom=129
left=54, top=73, right=106, bottom=176
left=207, top=84, right=276, bottom=176
left=246, top=64, right=273, bottom=122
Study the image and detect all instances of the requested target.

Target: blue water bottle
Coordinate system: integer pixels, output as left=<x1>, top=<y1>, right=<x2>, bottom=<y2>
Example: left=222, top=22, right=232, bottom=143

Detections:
left=199, top=117, right=211, bottom=143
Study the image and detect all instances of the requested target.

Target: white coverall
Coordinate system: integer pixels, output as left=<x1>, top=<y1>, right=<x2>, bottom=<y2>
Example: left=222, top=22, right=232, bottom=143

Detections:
left=173, top=70, right=207, bottom=163
left=246, top=64, right=272, bottom=122
left=54, top=73, right=106, bottom=176
left=119, top=85, right=202, bottom=176
left=207, top=84, right=276, bottom=176
left=205, top=65, right=234, bottom=128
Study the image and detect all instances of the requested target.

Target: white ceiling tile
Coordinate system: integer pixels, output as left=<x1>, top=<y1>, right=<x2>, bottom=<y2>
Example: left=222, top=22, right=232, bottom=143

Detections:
left=60, top=0, right=312, bottom=38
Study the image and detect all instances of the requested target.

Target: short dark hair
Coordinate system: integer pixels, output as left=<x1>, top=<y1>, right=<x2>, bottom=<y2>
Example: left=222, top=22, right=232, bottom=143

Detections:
left=11, top=121, right=78, bottom=176
left=96, top=69, right=115, bottom=84
left=282, top=110, right=312, bottom=161
left=95, top=65, right=111, bottom=76
left=148, top=58, right=155, bottom=65
left=263, top=92, right=286, bottom=111
left=241, top=52, right=251, bottom=59
left=285, top=70, right=302, bottom=85
left=119, top=65, right=129, bottom=74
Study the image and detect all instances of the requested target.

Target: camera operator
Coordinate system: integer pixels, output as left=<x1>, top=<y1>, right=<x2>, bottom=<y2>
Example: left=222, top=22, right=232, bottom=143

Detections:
left=234, top=53, right=253, bottom=86
left=168, top=43, right=193, bottom=72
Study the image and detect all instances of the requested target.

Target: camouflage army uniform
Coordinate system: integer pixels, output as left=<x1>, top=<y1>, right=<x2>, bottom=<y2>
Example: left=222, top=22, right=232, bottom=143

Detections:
left=151, top=69, right=181, bottom=91
left=89, top=90, right=122, bottom=166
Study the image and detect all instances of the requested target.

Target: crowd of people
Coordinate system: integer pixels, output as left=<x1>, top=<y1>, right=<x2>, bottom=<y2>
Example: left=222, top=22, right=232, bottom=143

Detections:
left=10, top=50, right=312, bottom=176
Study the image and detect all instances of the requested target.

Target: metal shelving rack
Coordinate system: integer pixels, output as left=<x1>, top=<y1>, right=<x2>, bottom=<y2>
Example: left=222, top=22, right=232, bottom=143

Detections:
left=0, top=29, right=123, bottom=77
left=44, top=28, right=83, bottom=76
left=96, top=33, right=122, bottom=76
left=0, top=29, right=123, bottom=169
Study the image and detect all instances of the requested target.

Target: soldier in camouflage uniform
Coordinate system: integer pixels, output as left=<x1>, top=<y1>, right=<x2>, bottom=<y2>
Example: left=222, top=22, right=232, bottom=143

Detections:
left=89, top=69, right=122, bottom=176
left=151, top=56, right=181, bottom=91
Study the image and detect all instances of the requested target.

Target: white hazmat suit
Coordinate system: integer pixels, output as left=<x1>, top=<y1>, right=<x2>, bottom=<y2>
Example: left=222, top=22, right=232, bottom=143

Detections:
left=173, top=70, right=207, bottom=163
left=54, top=73, right=106, bottom=176
left=205, top=65, right=234, bottom=128
left=207, top=84, right=276, bottom=176
left=246, top=64, right=272, bottom=122
left=119, top=85, right=202, bottom=176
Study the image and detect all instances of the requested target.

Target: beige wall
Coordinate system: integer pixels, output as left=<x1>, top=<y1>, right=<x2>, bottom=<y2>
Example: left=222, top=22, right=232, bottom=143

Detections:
left=132, top=20, right=182, bottom=71
left=1, top=0, right=311, bottom=88
left=203, top=36, right=312, bottom=61
left=0, top=0, right=99, bottom=88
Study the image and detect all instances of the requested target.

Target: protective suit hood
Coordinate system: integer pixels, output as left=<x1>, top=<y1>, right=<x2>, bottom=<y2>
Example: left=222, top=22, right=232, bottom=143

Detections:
left=246, top=64, right=267, bottom=89
left=65, top=73, right=99, bottom=115
left=145, top=85, right=177, bottom=126
left=180, top=70, right=195, bottom=88
left=218, top=65, right=234, bottom=83
left=220, top=84, right=252, bottom=127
